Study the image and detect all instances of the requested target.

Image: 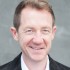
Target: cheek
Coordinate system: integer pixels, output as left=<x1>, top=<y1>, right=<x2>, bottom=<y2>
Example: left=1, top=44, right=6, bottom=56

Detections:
left=18, top=35, right=33, bottom=47
left=44, top=38, right=52, bottom=46
left=43, top=34, right=53, bottom=46
left=43, top=36, right=52, bottom=54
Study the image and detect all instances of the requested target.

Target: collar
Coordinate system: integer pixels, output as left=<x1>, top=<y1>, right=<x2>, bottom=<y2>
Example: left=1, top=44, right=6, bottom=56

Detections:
left=21, top=54, right=50, bottom=70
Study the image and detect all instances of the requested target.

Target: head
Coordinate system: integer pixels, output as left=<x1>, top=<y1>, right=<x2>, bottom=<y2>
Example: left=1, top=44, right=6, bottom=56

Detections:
left=11, top=0, right=56, bottom=62
left=13, top=0, right=55, bottom=31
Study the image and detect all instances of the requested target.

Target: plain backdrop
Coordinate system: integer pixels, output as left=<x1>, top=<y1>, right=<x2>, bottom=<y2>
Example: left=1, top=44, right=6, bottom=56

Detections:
left=0, top=0, right=70, bottom=67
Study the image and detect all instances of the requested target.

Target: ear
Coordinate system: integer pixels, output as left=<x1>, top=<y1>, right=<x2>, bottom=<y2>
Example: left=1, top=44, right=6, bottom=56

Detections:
left=10, top=27, right=18, bottom=41
left=52, top=25, right=56, bottom=40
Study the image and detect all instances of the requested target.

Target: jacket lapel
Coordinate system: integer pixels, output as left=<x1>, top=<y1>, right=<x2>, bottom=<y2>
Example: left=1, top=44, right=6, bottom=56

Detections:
left=49, top=56, right=60, bottom=70
left=14, top=62, right=21, bottom=70
left=11, top=53, right=22, bottom=70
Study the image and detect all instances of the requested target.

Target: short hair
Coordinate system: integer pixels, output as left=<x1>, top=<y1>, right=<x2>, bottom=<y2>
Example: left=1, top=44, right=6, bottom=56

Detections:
left=13, top=0, right=55, bottom=31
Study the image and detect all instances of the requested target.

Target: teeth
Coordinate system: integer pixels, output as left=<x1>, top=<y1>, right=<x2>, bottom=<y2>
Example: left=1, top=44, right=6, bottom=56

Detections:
left=30, top=46, right=43, bottom=50
left=33, top=47, right=38, bottom=50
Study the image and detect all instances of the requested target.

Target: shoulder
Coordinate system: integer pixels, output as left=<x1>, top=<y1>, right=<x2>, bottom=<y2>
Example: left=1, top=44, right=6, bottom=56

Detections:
left=55, top=60, right=70, bottom=70
left=0, top=53, right=21, bottom=70
left=49, top=56, right=70, bottom=70
left=0, top=59, right=16, bottom=70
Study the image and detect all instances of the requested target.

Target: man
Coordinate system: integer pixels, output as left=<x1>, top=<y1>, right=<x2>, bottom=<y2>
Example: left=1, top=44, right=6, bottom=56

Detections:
left=0, top=0, right=70, bottom=70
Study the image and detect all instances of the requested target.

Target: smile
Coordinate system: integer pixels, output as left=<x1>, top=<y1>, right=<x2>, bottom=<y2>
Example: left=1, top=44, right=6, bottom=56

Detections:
left=29, top=46, right=44, bottom=50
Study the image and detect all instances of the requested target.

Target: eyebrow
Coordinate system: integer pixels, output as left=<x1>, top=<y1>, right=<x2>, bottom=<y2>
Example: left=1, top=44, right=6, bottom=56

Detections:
left=23, top=27, right=34, bottom=30
left=42, top=26, right=51, bottom=30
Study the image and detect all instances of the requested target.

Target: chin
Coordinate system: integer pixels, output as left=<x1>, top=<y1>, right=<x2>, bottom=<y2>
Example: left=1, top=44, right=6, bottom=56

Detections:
left=30, top=54, right=47, bottom=62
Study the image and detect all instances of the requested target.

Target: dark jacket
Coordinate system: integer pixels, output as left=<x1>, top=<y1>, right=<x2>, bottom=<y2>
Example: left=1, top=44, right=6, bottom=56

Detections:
left=0, top=53, right=70, bottom=70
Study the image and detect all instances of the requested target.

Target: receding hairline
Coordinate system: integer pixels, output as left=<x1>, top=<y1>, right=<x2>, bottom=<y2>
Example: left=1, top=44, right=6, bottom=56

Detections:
left=20, top=6, right=55, bottom=25
left=13, top=0, right=55, bottom=31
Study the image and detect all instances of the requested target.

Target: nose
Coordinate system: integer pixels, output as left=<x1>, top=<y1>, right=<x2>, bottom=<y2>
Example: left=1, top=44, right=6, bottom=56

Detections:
left=32, top=33, right=43, bottom=45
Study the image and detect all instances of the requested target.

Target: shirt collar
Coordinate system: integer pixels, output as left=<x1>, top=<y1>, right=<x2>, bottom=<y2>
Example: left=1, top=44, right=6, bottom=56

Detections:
left=21, top=54, right=50, bottom=70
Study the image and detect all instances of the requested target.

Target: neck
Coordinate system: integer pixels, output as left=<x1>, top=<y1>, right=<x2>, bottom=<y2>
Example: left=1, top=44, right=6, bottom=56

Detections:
left=22, top=53, right=48, bottom=70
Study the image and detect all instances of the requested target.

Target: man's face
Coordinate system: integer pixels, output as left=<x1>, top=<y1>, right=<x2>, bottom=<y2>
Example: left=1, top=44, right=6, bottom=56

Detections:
left=11, top=7, right=56, bottom=61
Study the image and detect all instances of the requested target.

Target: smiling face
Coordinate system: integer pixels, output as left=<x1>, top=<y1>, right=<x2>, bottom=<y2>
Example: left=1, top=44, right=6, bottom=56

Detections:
left=11, top=7, right=56, bottom=62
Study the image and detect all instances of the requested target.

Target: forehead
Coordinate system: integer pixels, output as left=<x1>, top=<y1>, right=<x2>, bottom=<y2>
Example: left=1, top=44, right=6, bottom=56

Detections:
left=21, top=7, right=52, bottom=18
left=20, top=7, right=53, bottom=27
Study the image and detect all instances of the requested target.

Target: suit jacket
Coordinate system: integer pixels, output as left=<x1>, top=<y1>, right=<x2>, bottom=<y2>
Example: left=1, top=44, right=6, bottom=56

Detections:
left=0, top=53, right=70, bottom=70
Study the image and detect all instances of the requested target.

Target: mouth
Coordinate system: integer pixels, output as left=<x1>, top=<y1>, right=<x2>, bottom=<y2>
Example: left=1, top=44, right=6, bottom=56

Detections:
left=29, top=46, right=44, bottom=50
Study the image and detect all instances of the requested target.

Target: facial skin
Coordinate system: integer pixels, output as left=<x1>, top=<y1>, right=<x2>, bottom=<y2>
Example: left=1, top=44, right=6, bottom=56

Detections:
left=11, top=7, right=56, bottom=62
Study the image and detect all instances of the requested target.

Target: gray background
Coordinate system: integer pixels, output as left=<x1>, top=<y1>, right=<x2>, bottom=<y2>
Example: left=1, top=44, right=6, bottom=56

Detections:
left=0, top=0, right=70, bottom=67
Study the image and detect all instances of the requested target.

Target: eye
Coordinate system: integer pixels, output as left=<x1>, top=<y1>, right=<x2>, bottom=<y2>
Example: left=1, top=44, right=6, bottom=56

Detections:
left=24, top=29, right=33, bottom=34
left=26, top=29, right=32, bottom=32
left=42, top=29, right=50, bottom=34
